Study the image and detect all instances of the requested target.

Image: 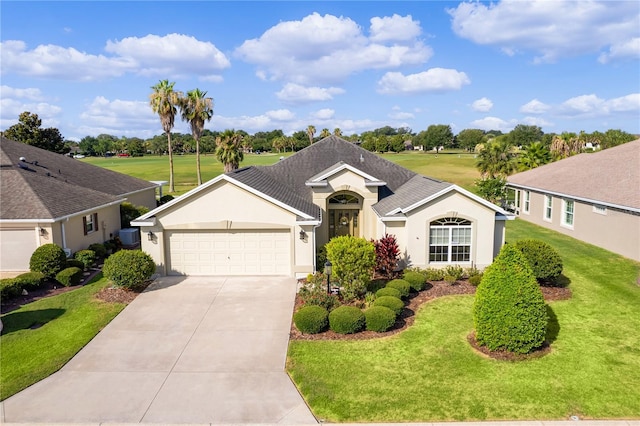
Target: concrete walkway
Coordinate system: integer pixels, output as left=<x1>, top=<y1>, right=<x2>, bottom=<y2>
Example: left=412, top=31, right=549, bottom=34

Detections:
left=1, top=276, right=317, bottom=424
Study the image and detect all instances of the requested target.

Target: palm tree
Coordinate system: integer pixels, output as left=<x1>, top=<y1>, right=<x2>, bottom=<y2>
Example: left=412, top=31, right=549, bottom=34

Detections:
left=333, top=128, right=342, bottom=136
left=179, top=88, right=214, bottom=185
left=518, top=142, right=551, bottom=171
left=215, top=129, right=244, bottom=173
left=306, top=125, right=315, bottom=145
left=150, top=80, right=182, bottom=193
left=320, top=128, right=331, bottom=138
left=476, top=139, right=517, bottom=178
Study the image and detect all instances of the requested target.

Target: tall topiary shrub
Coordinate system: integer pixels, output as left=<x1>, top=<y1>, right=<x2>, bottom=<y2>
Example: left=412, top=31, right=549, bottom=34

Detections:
left=372, top=234, right=400, bottom=278
left=103, top=249, right=156, bottom=289
left=29, top=243, right=67, bottom=278
left=474, top=245, right=548, bottom=354
left=513, top=239, right=563, bottom=283
left=325, top=236, right=375, bottom=301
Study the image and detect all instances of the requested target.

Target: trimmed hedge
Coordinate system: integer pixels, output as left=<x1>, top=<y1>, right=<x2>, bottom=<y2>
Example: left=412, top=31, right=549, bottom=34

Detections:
left=386, top=279, right=411, bottom=298
left=365, top=306, right=397, bottom=332
left=66, top=259, right=85, bottom=270
left=14, top=272, right=46, bottom=290
left=55, top=267, right=83, bottom=287
left=513, top=239, right=563, bottom=283
left=74, top=249, right=96, bottom=270
left=103, top=249, right=156, bottom=289
left=88, top=243, right=107, bottom=259
left=0, top=278, right=21, bottom=298
left=29, top=243, right=67, bottom=278
left=403, top=271, right=426, bottom=292
left=474, top=245, right=548, bottom=354
left=293, top=305, right=329, bottom=334
left=329, top=306, right=366, bottom=334
left=375, top=287, right=402, bottom=299
left=373, top=296, right=404, bottom=316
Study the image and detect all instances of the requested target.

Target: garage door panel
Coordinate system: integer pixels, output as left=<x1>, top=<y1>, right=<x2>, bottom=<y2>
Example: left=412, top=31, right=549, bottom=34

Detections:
left=168, top=230, right=290, bottom=276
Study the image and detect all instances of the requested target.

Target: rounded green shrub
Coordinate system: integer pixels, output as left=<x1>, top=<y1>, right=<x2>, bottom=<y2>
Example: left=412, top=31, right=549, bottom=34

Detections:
left=66, top=259, right=85, bottom=270
left=328, top=306, right=365, bottom=334
left=403, top=271, right=426, bottom=292
left=468, top=274, right=483, bottom=286
left=0, top=278, right=22, bottom=298
left=29, top=243, right=67, bottom=278
left=365, top=306, right=397, bottom=332
left=474, top=245, right=548, bottom=354
left=513, top=239, right=563, bottom=283
left=55, top=267, right=83, bottom=287
left=373, top=295, right=404, bottom=316
left=88, top=243, right=107, bottom=259
left=103, top=249, right=156, bottom=289
left=293, top=305, right=329, bottom=334
left=375, top=286, right=402, bottom=299
left=14, top=272, right=46, bottom=290
left=74, top=249, right=96, bottom=270
left=385, top=279, right=411, bottom=298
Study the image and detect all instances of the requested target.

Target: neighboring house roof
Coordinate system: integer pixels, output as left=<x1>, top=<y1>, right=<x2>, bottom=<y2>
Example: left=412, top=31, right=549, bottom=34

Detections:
left=1, top=137, right=158, bottom=220
left=136, top=136, right=509, bottom=224
left=507, top=139, right=640, bottom=211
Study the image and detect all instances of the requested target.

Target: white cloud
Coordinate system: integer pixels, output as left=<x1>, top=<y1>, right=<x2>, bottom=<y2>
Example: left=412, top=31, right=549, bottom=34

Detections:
left=520, top=99, right=551, bottom=114
left=560, top=93, right=640, bottom=116
left=235, top=12, right=431, bottom=85
left=448, top=0, right=640, bottom=63
left=522, top=116, right=554, bottom=127
left=77, top=96, right=160, bottom=137
left=389, top=111, right=415, bottom=120
left=377, top=68, right=470, bottom=94
left=0, top=98, right=62, bottom=130
left=561, top=94, right=605, bottom=114
left=599, top=37, right=640, bottom=64
left=471, top=97, right=493, bottom=112
left=470, top=116, right=515, bottom=132
left=0, top=85, right=45, bottom=101
left=275, top=83, right=345, bottom=104
left=606, top=93, right=640, bottom=112
left=265, top=109, right=295, bottom=121
left=105, top=33, right=230, bottom=77
left=369, top=14, right=421, bottom=42
left=312, top=109, right=335, bottom=120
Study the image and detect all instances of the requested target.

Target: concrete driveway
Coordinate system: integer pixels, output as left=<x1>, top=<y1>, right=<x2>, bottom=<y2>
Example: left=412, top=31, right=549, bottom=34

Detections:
left=1, top=276, right=317, bottom=424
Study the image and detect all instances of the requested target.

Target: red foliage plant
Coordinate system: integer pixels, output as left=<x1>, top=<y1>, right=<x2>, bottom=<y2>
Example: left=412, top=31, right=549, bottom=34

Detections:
left=373, top=234, right=400, bottom=279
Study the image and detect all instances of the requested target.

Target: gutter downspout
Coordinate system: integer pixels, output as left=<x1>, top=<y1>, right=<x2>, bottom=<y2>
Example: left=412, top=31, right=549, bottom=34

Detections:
left=312, top=210, right=322, bottom=273
left=61, top=219, right=68, bottom=250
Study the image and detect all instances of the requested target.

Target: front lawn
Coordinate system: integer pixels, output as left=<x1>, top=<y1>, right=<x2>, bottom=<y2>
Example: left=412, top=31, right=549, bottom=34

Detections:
left=287, top=219, right=640, bottom=421
left=0, top=274, right=126, bottom=400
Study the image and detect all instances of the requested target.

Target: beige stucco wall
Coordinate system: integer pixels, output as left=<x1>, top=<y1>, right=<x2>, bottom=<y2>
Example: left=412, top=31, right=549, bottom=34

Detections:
left=138, top=179, right=314, bottom=277
left=59, top=205, right=122, bottom=254
left=125, top=188, right=157, bottom=211
left=311, top=169, right=380, bottom=247
left=516, top=189, right=640, bottom=262
left=403, top=191, right=498, bottom=269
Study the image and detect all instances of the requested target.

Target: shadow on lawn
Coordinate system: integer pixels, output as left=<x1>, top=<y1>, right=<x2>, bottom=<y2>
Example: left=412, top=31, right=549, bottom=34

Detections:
left=546, top=304, right=560, bottom=344
left=1, top=308, right=65, bottom=335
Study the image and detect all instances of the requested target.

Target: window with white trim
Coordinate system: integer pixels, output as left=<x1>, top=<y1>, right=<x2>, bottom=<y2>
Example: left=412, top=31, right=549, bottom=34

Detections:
left=429, top=217, right=472, bottom=263
left=83, top=213, right=98, bottom=235
left=562, top=199, right=575, bottom=227
left=544, top=195, right=552, bottom=221
left=593, top=205, right=607, bottom=215
left=523, top=191, right=530, bottom=214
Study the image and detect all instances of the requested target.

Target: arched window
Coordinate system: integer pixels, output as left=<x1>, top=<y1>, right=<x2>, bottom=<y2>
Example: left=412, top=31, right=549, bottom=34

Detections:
left=328, top=193, right=359, bottom=204
left=429, top=217, right=472, bottom=263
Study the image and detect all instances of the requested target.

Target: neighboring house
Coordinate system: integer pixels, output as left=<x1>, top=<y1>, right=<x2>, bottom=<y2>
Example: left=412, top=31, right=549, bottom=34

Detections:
left=0, top=137, right=159, bottom=272
left=134, top=136, right=512, bottom=278
left=507, top=139, right=640, bottom=262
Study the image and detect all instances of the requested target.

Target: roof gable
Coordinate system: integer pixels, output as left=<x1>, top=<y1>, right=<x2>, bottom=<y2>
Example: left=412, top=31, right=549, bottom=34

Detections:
left=305, top=161, right=387, bottom=187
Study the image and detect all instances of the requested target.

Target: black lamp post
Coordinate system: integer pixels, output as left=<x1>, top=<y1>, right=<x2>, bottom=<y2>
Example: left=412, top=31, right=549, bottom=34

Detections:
left=325, top=260, right=332, bottom=294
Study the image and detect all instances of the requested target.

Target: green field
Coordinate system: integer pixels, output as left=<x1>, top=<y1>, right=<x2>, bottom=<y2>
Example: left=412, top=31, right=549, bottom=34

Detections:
left=82, top=150, right=480, bottom=195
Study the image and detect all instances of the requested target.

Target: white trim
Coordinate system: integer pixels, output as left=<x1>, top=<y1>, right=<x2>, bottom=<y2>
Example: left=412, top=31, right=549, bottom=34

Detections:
left=135, top=174, right=315, bottom=221
left=0, top=199, right=123, bottom=224
left=131, top=217, right=157, bottom=227
left=561, top=199, right=575, bottom=229
left=305, top=181, right=328, bottom=187
left=120, top=186, right=159, bottom=198
left=523, top=190, right=531, bottom=214
left=380, top=216, right=407, bottom=222
left=544, top=194, right=553, bottom=222
left=307, top=163, right=382, bottom=183
left=364, top=180, right=387, bottom=187
left=507, top=182, right=640, bottom=214
left=296, top=220, right=321, bottom=226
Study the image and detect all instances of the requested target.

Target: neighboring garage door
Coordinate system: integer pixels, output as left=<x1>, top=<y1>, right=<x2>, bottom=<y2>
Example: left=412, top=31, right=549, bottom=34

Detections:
left=1, top=228, right=38, bottom=271
left=167, top=230, right=291, bottom=276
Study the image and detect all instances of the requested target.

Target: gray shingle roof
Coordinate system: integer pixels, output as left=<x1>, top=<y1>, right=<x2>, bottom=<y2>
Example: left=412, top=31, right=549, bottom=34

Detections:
left=507, top=139, right=640, bottom=210
left=1, top=137, right=158, bottom=220
left=372, top=175, right=452, bottom=216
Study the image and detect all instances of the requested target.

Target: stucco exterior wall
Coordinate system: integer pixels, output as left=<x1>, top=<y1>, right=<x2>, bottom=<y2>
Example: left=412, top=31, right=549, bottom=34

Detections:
left=125, top=188, right=157, bottom=211
left=404, top=191, right=498, bottom=269
left=516, top=189, right=640, bottom=262
left=61, top=205, right=121, bottom=254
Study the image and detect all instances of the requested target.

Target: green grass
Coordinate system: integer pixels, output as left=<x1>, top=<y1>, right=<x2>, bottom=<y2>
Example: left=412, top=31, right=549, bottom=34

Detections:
left=0, top=274, right=126, bottom=400
left=287, top=219, right=640, bottom=422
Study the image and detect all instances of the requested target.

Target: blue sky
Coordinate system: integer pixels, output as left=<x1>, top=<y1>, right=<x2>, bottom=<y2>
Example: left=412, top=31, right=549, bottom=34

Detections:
left=1, top=1, right=639, bottom=141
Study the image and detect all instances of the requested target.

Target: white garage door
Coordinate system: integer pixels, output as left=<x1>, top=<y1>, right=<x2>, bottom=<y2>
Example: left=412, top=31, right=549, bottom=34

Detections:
left=1, top=228, right=38, bottom=271
left=167, top=230, right=291, bottom=276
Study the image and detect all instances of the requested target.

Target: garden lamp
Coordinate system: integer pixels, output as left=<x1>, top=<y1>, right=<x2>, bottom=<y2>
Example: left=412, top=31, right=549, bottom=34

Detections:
left=325, top=260, right=332, bottom=294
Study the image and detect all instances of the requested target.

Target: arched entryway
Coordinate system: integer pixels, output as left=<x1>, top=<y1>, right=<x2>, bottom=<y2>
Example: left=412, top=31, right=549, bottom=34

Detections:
left=327, top=192, right=362, bottom=239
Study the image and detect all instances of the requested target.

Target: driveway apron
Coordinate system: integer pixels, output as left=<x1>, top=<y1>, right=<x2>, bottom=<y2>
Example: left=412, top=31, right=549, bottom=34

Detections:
left=1, top=276, right=317, bottom=424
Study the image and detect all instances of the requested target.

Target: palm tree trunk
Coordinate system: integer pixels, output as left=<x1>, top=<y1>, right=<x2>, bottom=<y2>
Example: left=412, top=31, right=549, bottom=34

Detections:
left=196, top=137, right=202, bottom=185
left=167, top=132, right=175, bottom=193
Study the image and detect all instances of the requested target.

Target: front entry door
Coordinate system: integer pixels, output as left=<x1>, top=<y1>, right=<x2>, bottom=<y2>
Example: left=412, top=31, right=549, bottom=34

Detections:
left=330, top=210, right=359, bottom=238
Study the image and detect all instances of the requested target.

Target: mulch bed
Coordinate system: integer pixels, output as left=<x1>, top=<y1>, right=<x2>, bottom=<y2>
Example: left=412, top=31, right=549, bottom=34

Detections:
left=289, top=279, right=572, bottom=351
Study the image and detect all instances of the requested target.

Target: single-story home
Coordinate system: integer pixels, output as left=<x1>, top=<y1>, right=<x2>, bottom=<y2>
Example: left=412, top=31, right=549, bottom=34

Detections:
left=507, top=139, right=640, bottom=262
left=0, top=137, right=159, bottom=272
left=134, top=136, right=512, bottom=278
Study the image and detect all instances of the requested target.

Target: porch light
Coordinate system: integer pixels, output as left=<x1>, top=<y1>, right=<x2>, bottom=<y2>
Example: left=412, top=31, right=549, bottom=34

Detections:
left=147, top=231, right=154, bottom=241
left=39, top=227, right=46, bottom=236
left=299, top=229, right=306, bottom=240
left=325, top=260, right=332, bottom=294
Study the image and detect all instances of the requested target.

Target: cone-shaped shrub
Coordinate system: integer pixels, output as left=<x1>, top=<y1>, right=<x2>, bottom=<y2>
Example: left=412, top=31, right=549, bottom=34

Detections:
left=474, top=244, right=548, bottom=354
left=513, top=239, right=563, bottom=283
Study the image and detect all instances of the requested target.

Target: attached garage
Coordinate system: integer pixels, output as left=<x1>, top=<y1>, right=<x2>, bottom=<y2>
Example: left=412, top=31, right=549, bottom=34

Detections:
left=0, top=228, right=37, bottom=271
left=167, top=229, right=291, bottom=276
